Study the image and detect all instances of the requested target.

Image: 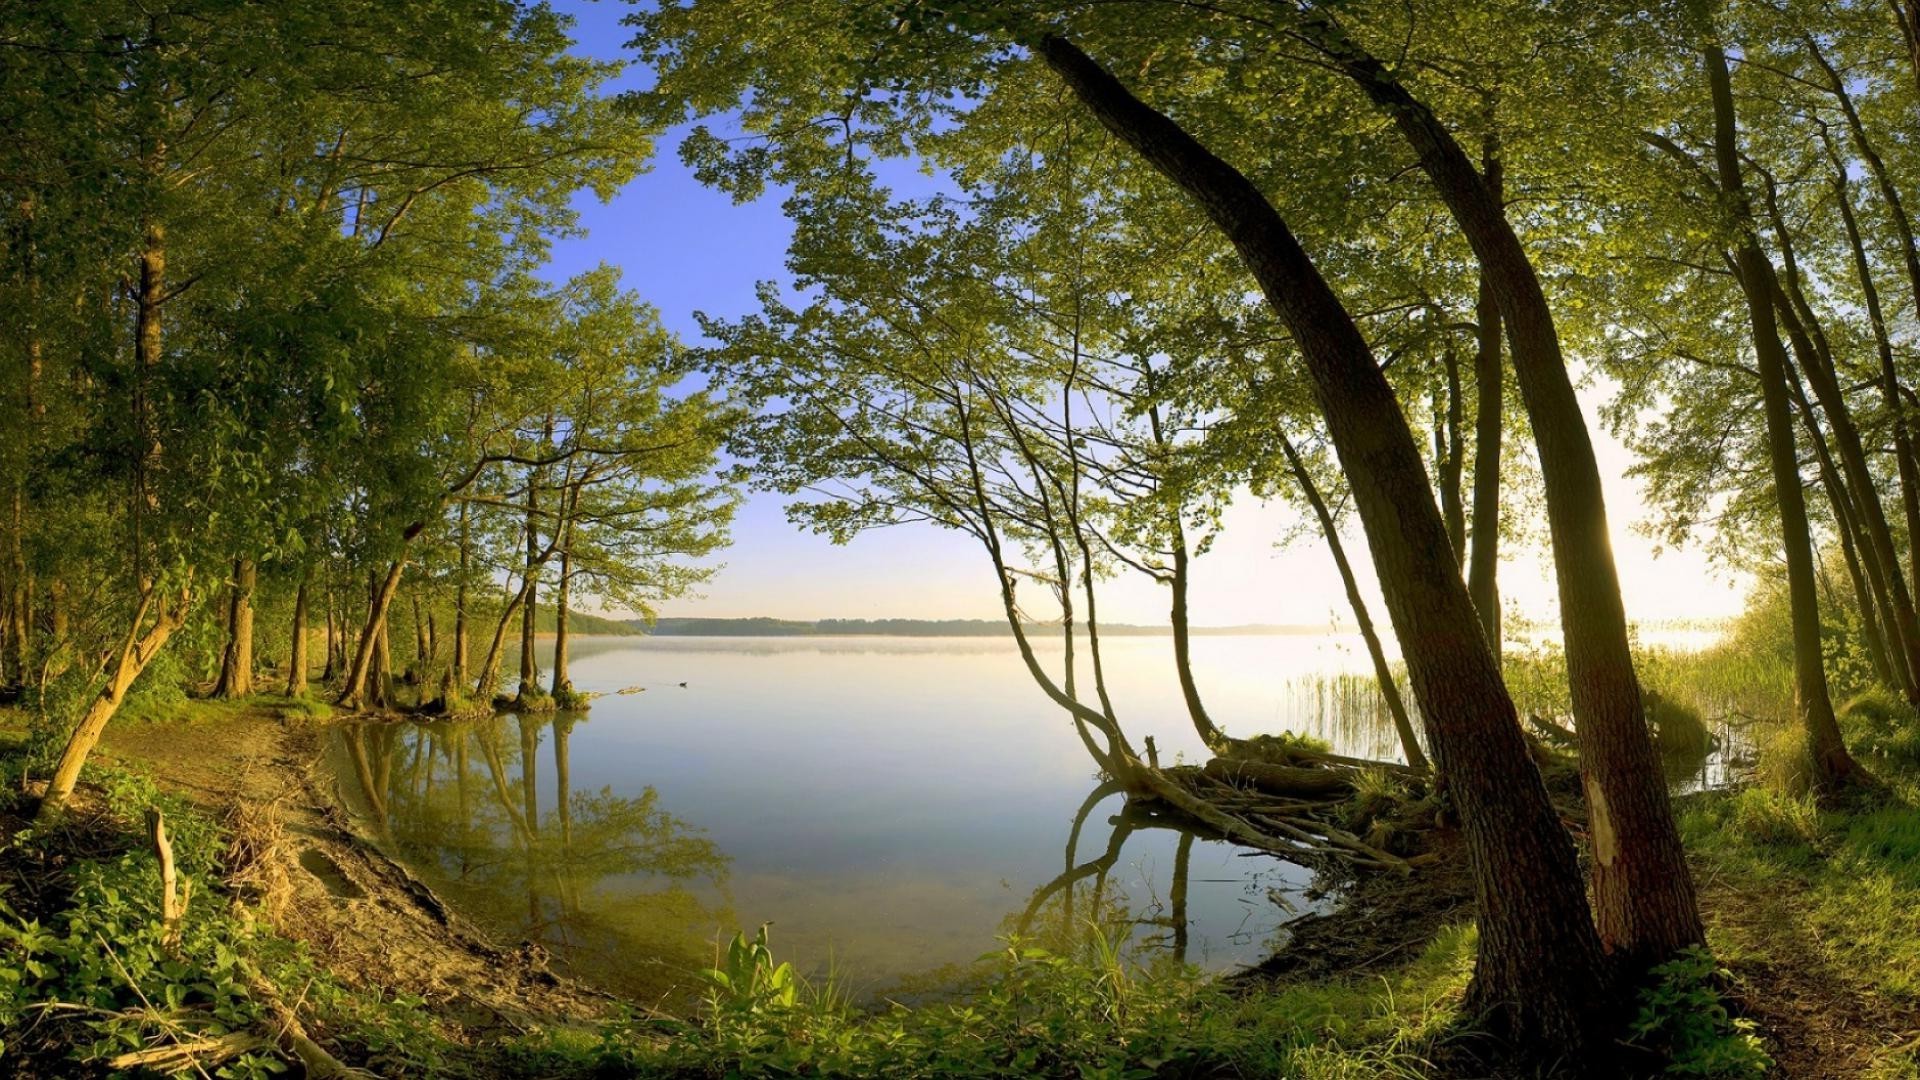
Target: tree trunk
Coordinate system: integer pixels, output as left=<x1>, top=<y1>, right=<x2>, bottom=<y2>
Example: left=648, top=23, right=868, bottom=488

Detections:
left=1830, top=148, right=1920, bottom=693
left=40, top=584, right=192, bottom=818
left=550, top=535, right=573, bottom=700
left=212, top=558, right=255, bottom=698
left=519, top=421, right=549, bottom=697
left=1297, top=8, right=1701, bottom=971
left=474, top=577, right=531, bottom=701
left=286, top=572, right=309, bottom=698
left=1436, top=350, right=1466, bottom=563
left=1788, top=363, right=1900, bottom=689
left=1169, top=519, right=1227, bottom=751
left=1038, top=34, right=1610, bottom=1054
left=1704, top=42, right=1866, bottom=797
left=5, top=489, right=26, bottom=686
left=410, top=591, right=428, bottom=683
left=322, top=587, right=337, bottom=682
left=1278, top=433, right=1428, bottom=772
left=336, top=548, right=412, bottom=709
left=454, top=500, right=471, bottom=689
left=1467, top=141, right=1505, bottom=657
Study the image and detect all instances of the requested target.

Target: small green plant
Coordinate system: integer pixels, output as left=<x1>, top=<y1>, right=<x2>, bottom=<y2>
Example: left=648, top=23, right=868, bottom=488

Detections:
left=1630, top=947, right=1771, bottom=1078
left=704, top=924, right=797, bottom=1013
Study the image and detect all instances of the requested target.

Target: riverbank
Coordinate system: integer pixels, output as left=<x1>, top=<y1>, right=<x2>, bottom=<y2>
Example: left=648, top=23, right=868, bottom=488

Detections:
left=0, top=700, right=1916, bottom=1077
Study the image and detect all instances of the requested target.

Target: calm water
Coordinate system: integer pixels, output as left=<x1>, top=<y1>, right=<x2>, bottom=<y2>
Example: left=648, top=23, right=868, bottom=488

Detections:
left=326, top=631, right=1731, bottom=1002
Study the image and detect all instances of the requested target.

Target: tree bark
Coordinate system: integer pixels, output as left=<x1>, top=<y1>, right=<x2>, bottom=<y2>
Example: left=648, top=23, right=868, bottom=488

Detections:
left=40, top=584, right=192, bottom=817
left=212, top=558, right=255, bottom=698
left=335, top=524, right=420, bottom=710
left=1704, top=42, right=1866, bottom=797
left=1038, top=34, right=1611, bottom=1053
left=1169, top=518, right=1228, bottom=751
left=453, top=500, right=471, bottom=689
left=1787, top=362, right=1900, bottom=690
left=1436, top=350, right=1466, bottom=562
left=286, top=572, right=309, bottom=697
left=551, top=535, right=574, bottom=700
left=1467, top=140, right=1505, bottom=657
left=1295, top=6, right=1701, bottom=970
left=1829, top=146, right=1920, bottom=692
left=1278, top=432, right=1428, bottom=772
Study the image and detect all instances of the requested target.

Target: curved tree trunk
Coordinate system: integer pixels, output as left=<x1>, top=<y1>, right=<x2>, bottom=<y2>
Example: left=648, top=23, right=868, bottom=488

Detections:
left=1278, top=433, right=1428, bottom=772
left=1297, top=8, right=1701, bottom=971
left=40, top=583, right=192, bottom=818
left=1038, top=34, right=1611, bottom=1054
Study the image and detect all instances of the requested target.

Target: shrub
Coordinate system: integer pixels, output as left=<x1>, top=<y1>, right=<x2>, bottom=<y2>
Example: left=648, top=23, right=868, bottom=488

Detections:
left=1630, top=947, right=1772, bottom=1078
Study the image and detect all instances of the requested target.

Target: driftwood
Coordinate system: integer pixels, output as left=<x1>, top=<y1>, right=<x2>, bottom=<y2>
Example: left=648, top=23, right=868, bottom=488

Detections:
left=108, top=1031, right=268, bottom=1072
left=1201, top=758, right=1358, bottom=798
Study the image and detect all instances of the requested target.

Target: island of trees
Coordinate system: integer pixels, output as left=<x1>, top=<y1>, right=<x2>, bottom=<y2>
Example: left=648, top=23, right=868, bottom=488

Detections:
left=4, top=0, right=1920, bottom=1076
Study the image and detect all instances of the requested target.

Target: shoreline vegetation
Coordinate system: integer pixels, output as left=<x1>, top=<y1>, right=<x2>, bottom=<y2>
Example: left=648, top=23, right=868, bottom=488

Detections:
left=7, top=0, right=1920, bottom=1075
left=3, top=618, right=1919, bottom=1077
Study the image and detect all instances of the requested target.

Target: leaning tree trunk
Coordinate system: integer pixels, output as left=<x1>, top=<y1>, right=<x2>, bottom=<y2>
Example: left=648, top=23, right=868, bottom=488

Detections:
left=1788, top=364, right=1900, bottom=689
left=336, top=552, right=411, bottom=709
left=40, top=584, right=192, bottom=818
left=1705, top=42, right=1866, bottom=797
left=1278, top=433, right=1428, bottom=772
left=1038, top=34, right=1612, bottom=1055
left=212, top=558, right=255, bottom=698
left=286, top=572, right=309, bottom=698
left=1298, top=8, right=1702, bottom=972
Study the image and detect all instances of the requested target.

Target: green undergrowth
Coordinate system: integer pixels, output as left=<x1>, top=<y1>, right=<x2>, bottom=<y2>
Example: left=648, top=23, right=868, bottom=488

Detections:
left=0, top=751, right=448, bottom=1077
left=507, top=923, right=1479, bottom=1079
left=1677, top=744, right=1920, bottom=1076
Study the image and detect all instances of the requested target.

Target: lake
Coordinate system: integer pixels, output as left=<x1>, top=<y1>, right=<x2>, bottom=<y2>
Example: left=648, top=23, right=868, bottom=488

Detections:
left=325, top=630, right=1732, bottom=1003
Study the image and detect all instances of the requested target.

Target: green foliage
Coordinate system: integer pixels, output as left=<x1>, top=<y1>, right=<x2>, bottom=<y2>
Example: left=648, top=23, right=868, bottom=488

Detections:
left=1630, top=947, right=1771, bottom=1078
left=572, top=922, right=1470, bottom=1079
left=704, top=925, right=799, bottom=1015
left=0, top=764, right=445, bottom=1075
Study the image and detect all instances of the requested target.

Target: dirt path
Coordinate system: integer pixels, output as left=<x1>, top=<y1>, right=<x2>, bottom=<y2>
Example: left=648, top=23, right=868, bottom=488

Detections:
left=1699, top=874, right=1920, bottom=1078
left=98, top=709, right=611, bottom=1051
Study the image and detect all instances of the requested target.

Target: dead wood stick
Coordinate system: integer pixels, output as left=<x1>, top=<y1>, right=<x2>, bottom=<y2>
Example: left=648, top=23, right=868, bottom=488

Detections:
left=146, top=807, right=190, bottom=948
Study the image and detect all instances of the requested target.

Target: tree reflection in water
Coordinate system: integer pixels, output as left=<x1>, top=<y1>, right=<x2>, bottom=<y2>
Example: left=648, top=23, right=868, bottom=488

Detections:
left=334, top=714, right=732, bottom=1002
left=1013, top=783, right=1314, bottom=973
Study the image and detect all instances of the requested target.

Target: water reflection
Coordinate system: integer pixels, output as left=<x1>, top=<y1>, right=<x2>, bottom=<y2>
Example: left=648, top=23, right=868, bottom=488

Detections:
left=331, top=714, right=734, bottom=1002
left=324, top=632, right=1737, bottom=998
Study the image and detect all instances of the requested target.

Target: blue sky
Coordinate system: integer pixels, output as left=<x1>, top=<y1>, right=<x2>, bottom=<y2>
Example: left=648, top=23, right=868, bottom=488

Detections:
left=537, top=0, right=1746, bottom=627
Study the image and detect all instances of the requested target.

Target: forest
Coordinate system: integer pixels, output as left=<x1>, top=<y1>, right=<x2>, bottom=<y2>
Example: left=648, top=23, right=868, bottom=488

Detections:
left=6, top=0, right=1920, bottom=1077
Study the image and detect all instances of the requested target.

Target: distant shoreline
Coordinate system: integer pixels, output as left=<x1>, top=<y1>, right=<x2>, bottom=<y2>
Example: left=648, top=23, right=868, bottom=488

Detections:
left=569, top=615, right=1730, bottom=639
